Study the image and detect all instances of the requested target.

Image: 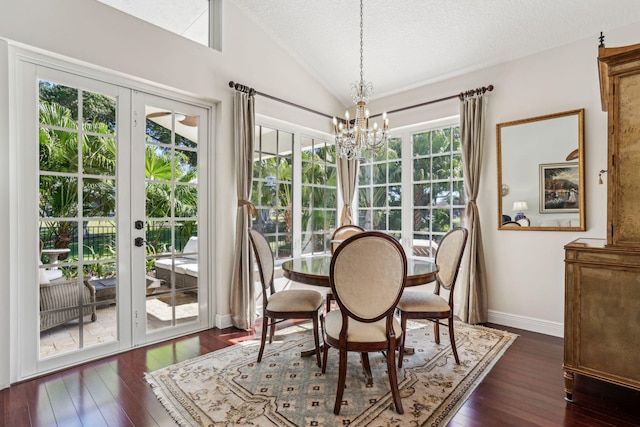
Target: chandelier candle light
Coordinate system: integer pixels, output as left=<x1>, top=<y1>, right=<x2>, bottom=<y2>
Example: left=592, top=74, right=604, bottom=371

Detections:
left=333, top=0, right=389, bottom=160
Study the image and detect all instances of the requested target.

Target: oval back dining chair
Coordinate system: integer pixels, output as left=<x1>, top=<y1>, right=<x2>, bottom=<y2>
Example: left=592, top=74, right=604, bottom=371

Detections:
left=330, top=224, right=365, bottom=254
left=397, top=227, right=468, bottom=367
left=323, top=231, right=407, bottom=414
left=249, top=229, right=325, bottom=367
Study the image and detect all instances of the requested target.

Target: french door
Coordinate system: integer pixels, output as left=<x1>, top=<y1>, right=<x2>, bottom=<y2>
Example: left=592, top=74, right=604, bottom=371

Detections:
left=17, top=61, right=210, bottom=379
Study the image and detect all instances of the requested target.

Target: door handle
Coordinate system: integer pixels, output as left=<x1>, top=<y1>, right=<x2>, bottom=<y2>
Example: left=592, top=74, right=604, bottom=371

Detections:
left=134, top=237, right=148, bottom=247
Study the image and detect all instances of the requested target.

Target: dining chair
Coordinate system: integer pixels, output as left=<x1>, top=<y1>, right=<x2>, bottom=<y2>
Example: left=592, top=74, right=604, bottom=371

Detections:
left=248, top=229, right=324, bottom=367
left=397, top=227, right=468, bottom=367
left=330, top=224, right=365, bottom=254
left=325, top=224, right=365, bottom=312
left=322, top=231, right=407, bottom=414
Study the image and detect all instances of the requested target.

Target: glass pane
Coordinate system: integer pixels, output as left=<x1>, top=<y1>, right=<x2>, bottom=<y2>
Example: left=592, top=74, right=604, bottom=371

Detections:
left=432, top=155, right=452, bottom=179
left=359, top=164, right=371, bottom=185
left=389, top=137, right=402, bottom=157
left=412, top=132, right=430, bottom=156
left=146, top=111, right=172, bottom=145
left=146, top=182, right=172, bottom=218
left=432, top=128, right=451, bottom=153
left=301, top=232, right=313, bottom=255
left=414, top=183, right=431, bottom=207
left=175, top=184, right=198, bottom=218
left=453, top=181, right=466, bottom=205
left=389, top=209, right=402, bottom=230
left=452, top=153, right=463, bottom=179
left=145, top=145, right=172, bottom=180
left=146, top=220, right=172, bottom=253
left=276, top=209, right=290, bottom=233
left=39, top=131, right=79, bottom=173
left=82, top=90, right=116, bottom=130
left=39, top=81, right=78, bottom=122
left=83, top=178, right=116, bottom=217
left=453, top=207, right=465, bottom=228
left=97, top=0, right=210, bottom=46
left=278, top=131, right=293, bottom=154
left=83, top=136, right=116, bottom=175
left=40, top=176, right=79, bottom=218
left=372, top=187, right=386, bottom=208
left=432, top=209, right=451, bottom=232
left=82, top=223, right=116, bottom=261
left=452, top=126, right=461, bottom=151
left=312, top=210, right=325, bottom=231
left=175, top=113, right=198, bottom=148
left=313, top=187, right=324, bottom=207
left=413, top=158, right=431, bottom=181
left=413, top=209, right=431, bottom=232
left=275, top=234, right=292, bottom=260
left=372, top=210, right=387, bottom=230
left=373, top=163, right=387, bottom=185
left=388, top=185, right=402, bottom=207
left=388, top=160, right=401, bottom=183
left=175, top=149, right=198, bottom=180
left=358, top=187, right=371, bottom=208
left=433, top=182, right=451, bottom=206
left=85, top=262, right=117, bottom=303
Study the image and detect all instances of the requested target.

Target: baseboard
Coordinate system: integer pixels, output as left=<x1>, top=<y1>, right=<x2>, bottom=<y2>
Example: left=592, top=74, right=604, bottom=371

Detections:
left=215, top=313, right=233, bottom=329
left=487, top=310, right=564, bottom=338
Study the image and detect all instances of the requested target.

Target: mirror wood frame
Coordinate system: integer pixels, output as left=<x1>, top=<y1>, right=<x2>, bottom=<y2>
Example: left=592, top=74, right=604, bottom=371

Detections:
left=497, top=109, right=585, bottom=231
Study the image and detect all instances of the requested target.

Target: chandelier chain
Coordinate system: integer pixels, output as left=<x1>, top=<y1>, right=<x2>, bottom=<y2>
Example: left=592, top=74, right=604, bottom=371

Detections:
left=332, top=0, right=389, bottom=160
left=359, top=0, right=364, bottom=85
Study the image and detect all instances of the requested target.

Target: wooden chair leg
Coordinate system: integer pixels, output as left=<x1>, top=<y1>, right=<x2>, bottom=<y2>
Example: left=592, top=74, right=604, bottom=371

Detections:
left=398, top=312, right=408, bottom=368
left=322, top=342, right=329, bottom=373
left=257, top=317, right=268, bottom=362
left=269, top=320, right=276, bottom=344
left=312, top=315, right=322, bottom=367
left=386, top=340, right=404, bottom=414
left=448, top=318, right=460, bottom=364
left=433, top=319, right=441, bottom=344
left=334, top=348, right=348, bottom=414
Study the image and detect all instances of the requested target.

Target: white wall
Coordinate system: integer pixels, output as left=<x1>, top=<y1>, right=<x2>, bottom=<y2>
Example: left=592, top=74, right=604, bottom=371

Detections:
left=370, top=21, right=640, bottom=336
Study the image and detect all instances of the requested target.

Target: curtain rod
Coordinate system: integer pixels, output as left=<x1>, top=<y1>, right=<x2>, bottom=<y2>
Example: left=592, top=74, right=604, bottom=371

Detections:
left=228, top=81, right=333, bottom=119
left=228, top=80, right=494, bottom=120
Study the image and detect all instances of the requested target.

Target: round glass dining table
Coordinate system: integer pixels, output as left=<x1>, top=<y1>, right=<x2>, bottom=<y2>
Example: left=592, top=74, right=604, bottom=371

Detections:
left=281, top=254, right=438, bottom=287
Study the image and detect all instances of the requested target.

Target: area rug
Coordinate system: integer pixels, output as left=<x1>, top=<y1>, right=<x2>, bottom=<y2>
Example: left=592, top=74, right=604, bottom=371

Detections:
left=145, top=320, right=517, bottom=426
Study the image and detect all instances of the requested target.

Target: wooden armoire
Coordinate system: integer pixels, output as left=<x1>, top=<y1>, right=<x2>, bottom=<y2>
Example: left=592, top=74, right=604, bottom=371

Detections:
left=563, top=40, right=640, bottom=401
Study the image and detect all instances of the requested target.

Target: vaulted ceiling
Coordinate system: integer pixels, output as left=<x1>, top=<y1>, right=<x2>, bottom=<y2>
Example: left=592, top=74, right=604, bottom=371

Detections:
left=233, top=1, right=640, bottom=104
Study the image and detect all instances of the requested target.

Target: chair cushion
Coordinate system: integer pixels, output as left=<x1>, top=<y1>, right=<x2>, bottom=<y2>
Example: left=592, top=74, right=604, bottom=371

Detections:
left=397, top=290, right=449, bottom=312
left=267, top=289, right=323, bottom=312
left=182, top=237, right=198, bottom=259
left=184, top=264, right=198, bottom=277
left=324, top=310, right=403, bottom=343
left=154, top=257, right=192, bottom=274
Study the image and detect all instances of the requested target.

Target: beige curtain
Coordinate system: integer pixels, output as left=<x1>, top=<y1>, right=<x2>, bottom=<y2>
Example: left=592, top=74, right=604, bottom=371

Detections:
left=457, top=94, right=489, bottom=324
left=337, top=156, right=359, bottom=225
left=230, top=91, right=256, bottom=330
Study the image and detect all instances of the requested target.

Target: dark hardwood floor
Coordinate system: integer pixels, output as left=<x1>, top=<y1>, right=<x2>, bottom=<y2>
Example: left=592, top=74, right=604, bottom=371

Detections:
left=2, top=323, right=639, bottom=426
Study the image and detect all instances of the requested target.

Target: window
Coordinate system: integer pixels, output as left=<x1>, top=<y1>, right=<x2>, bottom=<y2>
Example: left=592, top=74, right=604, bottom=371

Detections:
left=98, top=0, right=221, bottom=49
left=412, top=125, right=465, bottom=248
left=358, top=137, right=403, bottom=239
left=301, top=137, right=337, bottom=255
left=251, top=126, right=293, bottom=261
left=357, top=121, right=465, bottom=256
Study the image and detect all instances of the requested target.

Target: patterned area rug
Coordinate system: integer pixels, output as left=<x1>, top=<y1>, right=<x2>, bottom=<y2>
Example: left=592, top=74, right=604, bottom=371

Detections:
left=146, top=320, right=516, bottom=426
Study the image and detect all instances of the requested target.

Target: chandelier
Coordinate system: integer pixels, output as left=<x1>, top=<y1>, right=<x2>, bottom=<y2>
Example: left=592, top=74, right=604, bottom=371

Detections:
left=333, top=0, right=389, bottom=160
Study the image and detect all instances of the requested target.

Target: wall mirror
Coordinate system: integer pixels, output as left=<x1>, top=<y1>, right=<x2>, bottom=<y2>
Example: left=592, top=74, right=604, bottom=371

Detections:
left=497, top=109, right=585, bottom=231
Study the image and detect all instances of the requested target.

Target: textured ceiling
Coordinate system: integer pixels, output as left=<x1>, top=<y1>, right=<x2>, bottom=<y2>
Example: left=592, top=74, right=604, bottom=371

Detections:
left=233, top=0, right=640, bottom=104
